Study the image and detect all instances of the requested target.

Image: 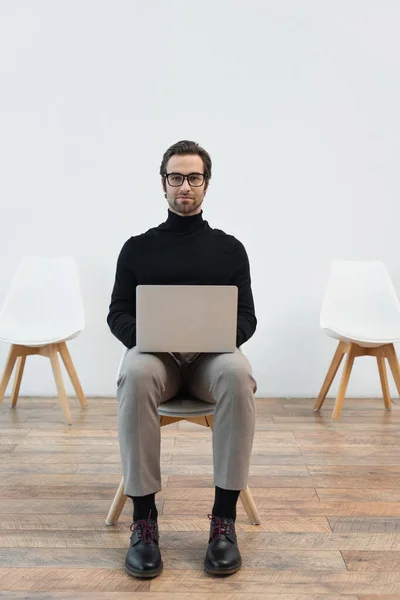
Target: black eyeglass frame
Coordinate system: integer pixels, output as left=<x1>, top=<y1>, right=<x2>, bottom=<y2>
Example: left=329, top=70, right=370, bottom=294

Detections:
left=164, top=172, right=206, bottom=187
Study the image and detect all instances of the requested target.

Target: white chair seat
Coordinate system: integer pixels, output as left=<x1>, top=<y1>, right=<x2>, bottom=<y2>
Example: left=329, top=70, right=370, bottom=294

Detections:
left=325, top=324, right=400, bottom=348
left=158, top=395, right=215, bottom=417
left=0, top=325, right=81, bottom=347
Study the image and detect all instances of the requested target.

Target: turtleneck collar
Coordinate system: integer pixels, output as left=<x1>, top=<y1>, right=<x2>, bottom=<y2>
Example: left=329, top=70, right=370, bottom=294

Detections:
left=164, top=209, right=205, bottom=232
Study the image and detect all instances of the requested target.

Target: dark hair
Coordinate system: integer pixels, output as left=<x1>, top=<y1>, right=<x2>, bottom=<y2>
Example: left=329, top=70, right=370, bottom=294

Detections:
left=159, top=140, right=212, bottom=181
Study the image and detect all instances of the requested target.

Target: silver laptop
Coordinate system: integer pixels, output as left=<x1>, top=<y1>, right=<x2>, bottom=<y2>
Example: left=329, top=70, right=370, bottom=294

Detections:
left=136, top=285, right=238, bottom=353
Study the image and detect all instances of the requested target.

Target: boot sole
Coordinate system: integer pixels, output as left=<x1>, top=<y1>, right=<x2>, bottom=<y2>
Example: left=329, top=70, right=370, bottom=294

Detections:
left=125, top=559, right=163, bottom=579
left=204, top=561, right=242, bottom=576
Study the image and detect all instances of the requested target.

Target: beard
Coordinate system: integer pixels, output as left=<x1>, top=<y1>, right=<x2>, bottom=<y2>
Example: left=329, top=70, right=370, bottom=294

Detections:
left=167, top=195, right=203, bottom=216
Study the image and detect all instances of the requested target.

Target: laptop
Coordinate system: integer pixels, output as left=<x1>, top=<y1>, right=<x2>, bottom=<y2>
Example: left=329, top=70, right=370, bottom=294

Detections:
left=136, top=285, right=238, bottom=353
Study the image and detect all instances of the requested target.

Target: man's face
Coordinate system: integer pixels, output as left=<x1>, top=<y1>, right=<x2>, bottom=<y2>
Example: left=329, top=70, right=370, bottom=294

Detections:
left=162, top=154, right=208, bottom=216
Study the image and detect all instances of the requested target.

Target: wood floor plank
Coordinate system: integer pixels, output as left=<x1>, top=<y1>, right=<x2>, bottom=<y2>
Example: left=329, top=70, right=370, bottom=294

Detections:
left=0, top=463, right=125, bottom=475
left=0, top=446, right=17, bottom=454
left=0, top=514, right=132, bottom=532
left=157, top=569, right=400, bottom=586
left=242, top=532, right=400, bottom=551
left=167, top=474, right=400, bottom=489
left=359, top=596, right=400, bottom=600
left=0, top=499, right=134, bottom=515
left=150, top=569, right=400, bottom=594
left=301, top=445, right=400, bottom=455
left=159, top=487, right=319, bottom=501
left=329, top=517, right=400, bottom=533
left=317, top=488, right=400, bottom=502
left=0, top=484, right=125, bottom=499
left=1, top=452, right=172, bottom=464
left=343, top=550, right=400, bottom=572
left=0, top=474, right=122, bottom=485
left=171, top=453, right=307, bottom=465
left=163, top=500, right=400, bottom=516
left=0, top=568, right=149, bottom=592
left=308, top=465, right=400, bottom=476
left=294, top=433, right=400, bottom=443
left=24, top=428, right=119, bottom=437
left=0, top=514, right=331, bottom=533
left=157, top=515, right=332, bottom=533
left=0, top=593, right=360, bottom=600
left=0, top=547, right=344, bottom=574
left=4, top=529, right=400, bottom=552
left=299, top=455, right=400, bottom=466
left=0, top=548, right=126, bottom=568
left=161, top=464, right=310, bottom=475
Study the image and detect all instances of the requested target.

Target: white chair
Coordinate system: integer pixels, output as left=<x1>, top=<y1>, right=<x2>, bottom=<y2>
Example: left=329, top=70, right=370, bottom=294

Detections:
left=314, top=259, right=400, bottom=421
left=106, top=349, right=261, bottom=526
left=0, top=256, right=87, bottom=424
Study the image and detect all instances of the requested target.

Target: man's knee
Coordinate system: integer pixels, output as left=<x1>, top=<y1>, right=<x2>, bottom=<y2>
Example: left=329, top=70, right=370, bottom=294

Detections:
left=118, top=351, right=166, bottom=397
left=212, top=354, right=257, bottom=396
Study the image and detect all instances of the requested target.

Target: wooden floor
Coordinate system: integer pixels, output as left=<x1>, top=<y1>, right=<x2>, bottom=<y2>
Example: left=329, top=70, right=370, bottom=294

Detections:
left=1, top=396, right=400, bottom=599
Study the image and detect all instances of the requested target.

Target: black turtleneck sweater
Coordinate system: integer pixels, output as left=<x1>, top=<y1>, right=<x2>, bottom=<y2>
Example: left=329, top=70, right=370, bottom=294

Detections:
left=107, top=210, right=257, bottom=349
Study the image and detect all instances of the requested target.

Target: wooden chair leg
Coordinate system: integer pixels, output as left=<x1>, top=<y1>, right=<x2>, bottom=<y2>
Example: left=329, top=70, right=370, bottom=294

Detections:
left=384, top=344, right=400, bottom=396
left=0, top=344, right=19, bottom=404
left=205, top=415, right=214, bottom=428
left=205, top=413, right=260, bottom=524
left=48, top=345, right=72, bottom=425
left=332, top=344, right=357, bottom=422
left=240, top=486, right=261, bottom=525
left=106, top=477, right=127, bottom=526
left=187, top=416, right=210, bottom=427
left=160, top=415, right=183, bottom=426
left=57, top=342, right=88, bottom=409
left=314, top=341, right=346, bottom=411
left=10, top=356, right=26, bottom=408
left=377, top=356, right=391, bottom=410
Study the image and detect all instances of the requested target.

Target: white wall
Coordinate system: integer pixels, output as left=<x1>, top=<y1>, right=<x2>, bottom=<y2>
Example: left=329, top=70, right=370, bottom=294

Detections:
left=1, top=0, right=400, bottom=398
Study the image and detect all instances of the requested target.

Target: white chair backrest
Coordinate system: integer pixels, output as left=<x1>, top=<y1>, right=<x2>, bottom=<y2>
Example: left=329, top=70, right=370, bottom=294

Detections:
left=0, top=256, right=85, bottom=333
left=320, top=260, right=400, bottom=331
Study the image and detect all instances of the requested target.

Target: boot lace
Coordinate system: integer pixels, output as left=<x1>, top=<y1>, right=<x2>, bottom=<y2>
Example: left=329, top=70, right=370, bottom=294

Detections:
left=130, top=512, right=157, bottom=544
left=208, top=514, right=235, bottom=540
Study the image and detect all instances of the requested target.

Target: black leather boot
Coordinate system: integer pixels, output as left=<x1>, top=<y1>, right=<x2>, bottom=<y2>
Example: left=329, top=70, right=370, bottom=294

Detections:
left=204, top=515, right=242, bottom=575
left=125, top=517, right=163, bottom=578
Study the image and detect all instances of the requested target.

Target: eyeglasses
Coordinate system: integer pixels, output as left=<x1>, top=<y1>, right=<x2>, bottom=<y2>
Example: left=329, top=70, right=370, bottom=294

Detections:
left=165, top=172, right=205, bottom=187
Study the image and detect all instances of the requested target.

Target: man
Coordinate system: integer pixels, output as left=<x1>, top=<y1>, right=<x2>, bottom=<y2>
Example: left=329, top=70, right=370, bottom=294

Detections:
left=107, top=140, right=257, bottom=578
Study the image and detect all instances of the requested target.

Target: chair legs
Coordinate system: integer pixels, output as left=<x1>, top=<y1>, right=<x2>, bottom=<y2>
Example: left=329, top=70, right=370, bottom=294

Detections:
left=0, top=342, right=87, bottom=424
left=48, top=345, right=73, bottom=425
left=0, top=345, right=20, bottom=404
left=314, top=341, right=347, bottom=411
left=331, top=345, right=358, bottom=421
left=384, top=344, right=400, bottom=396
left=106, top=414, right=261, bottom=526
left=377, top=356, right=391, bottom=410
left=10, top=356, right=26, bottom=408
left=315, top=341, right=400, bottom=421
left=240, top=486, right=261, bottom=525
left=58, top=342, right=88, bottom=409
left=105, top=477, right=127, bottom=526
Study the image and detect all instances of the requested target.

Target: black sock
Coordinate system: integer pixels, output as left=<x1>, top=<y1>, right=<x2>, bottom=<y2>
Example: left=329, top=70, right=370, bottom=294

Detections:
left=129, top=493, right=158, bottom=522
left=212, top=486, right=240, bottom=521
